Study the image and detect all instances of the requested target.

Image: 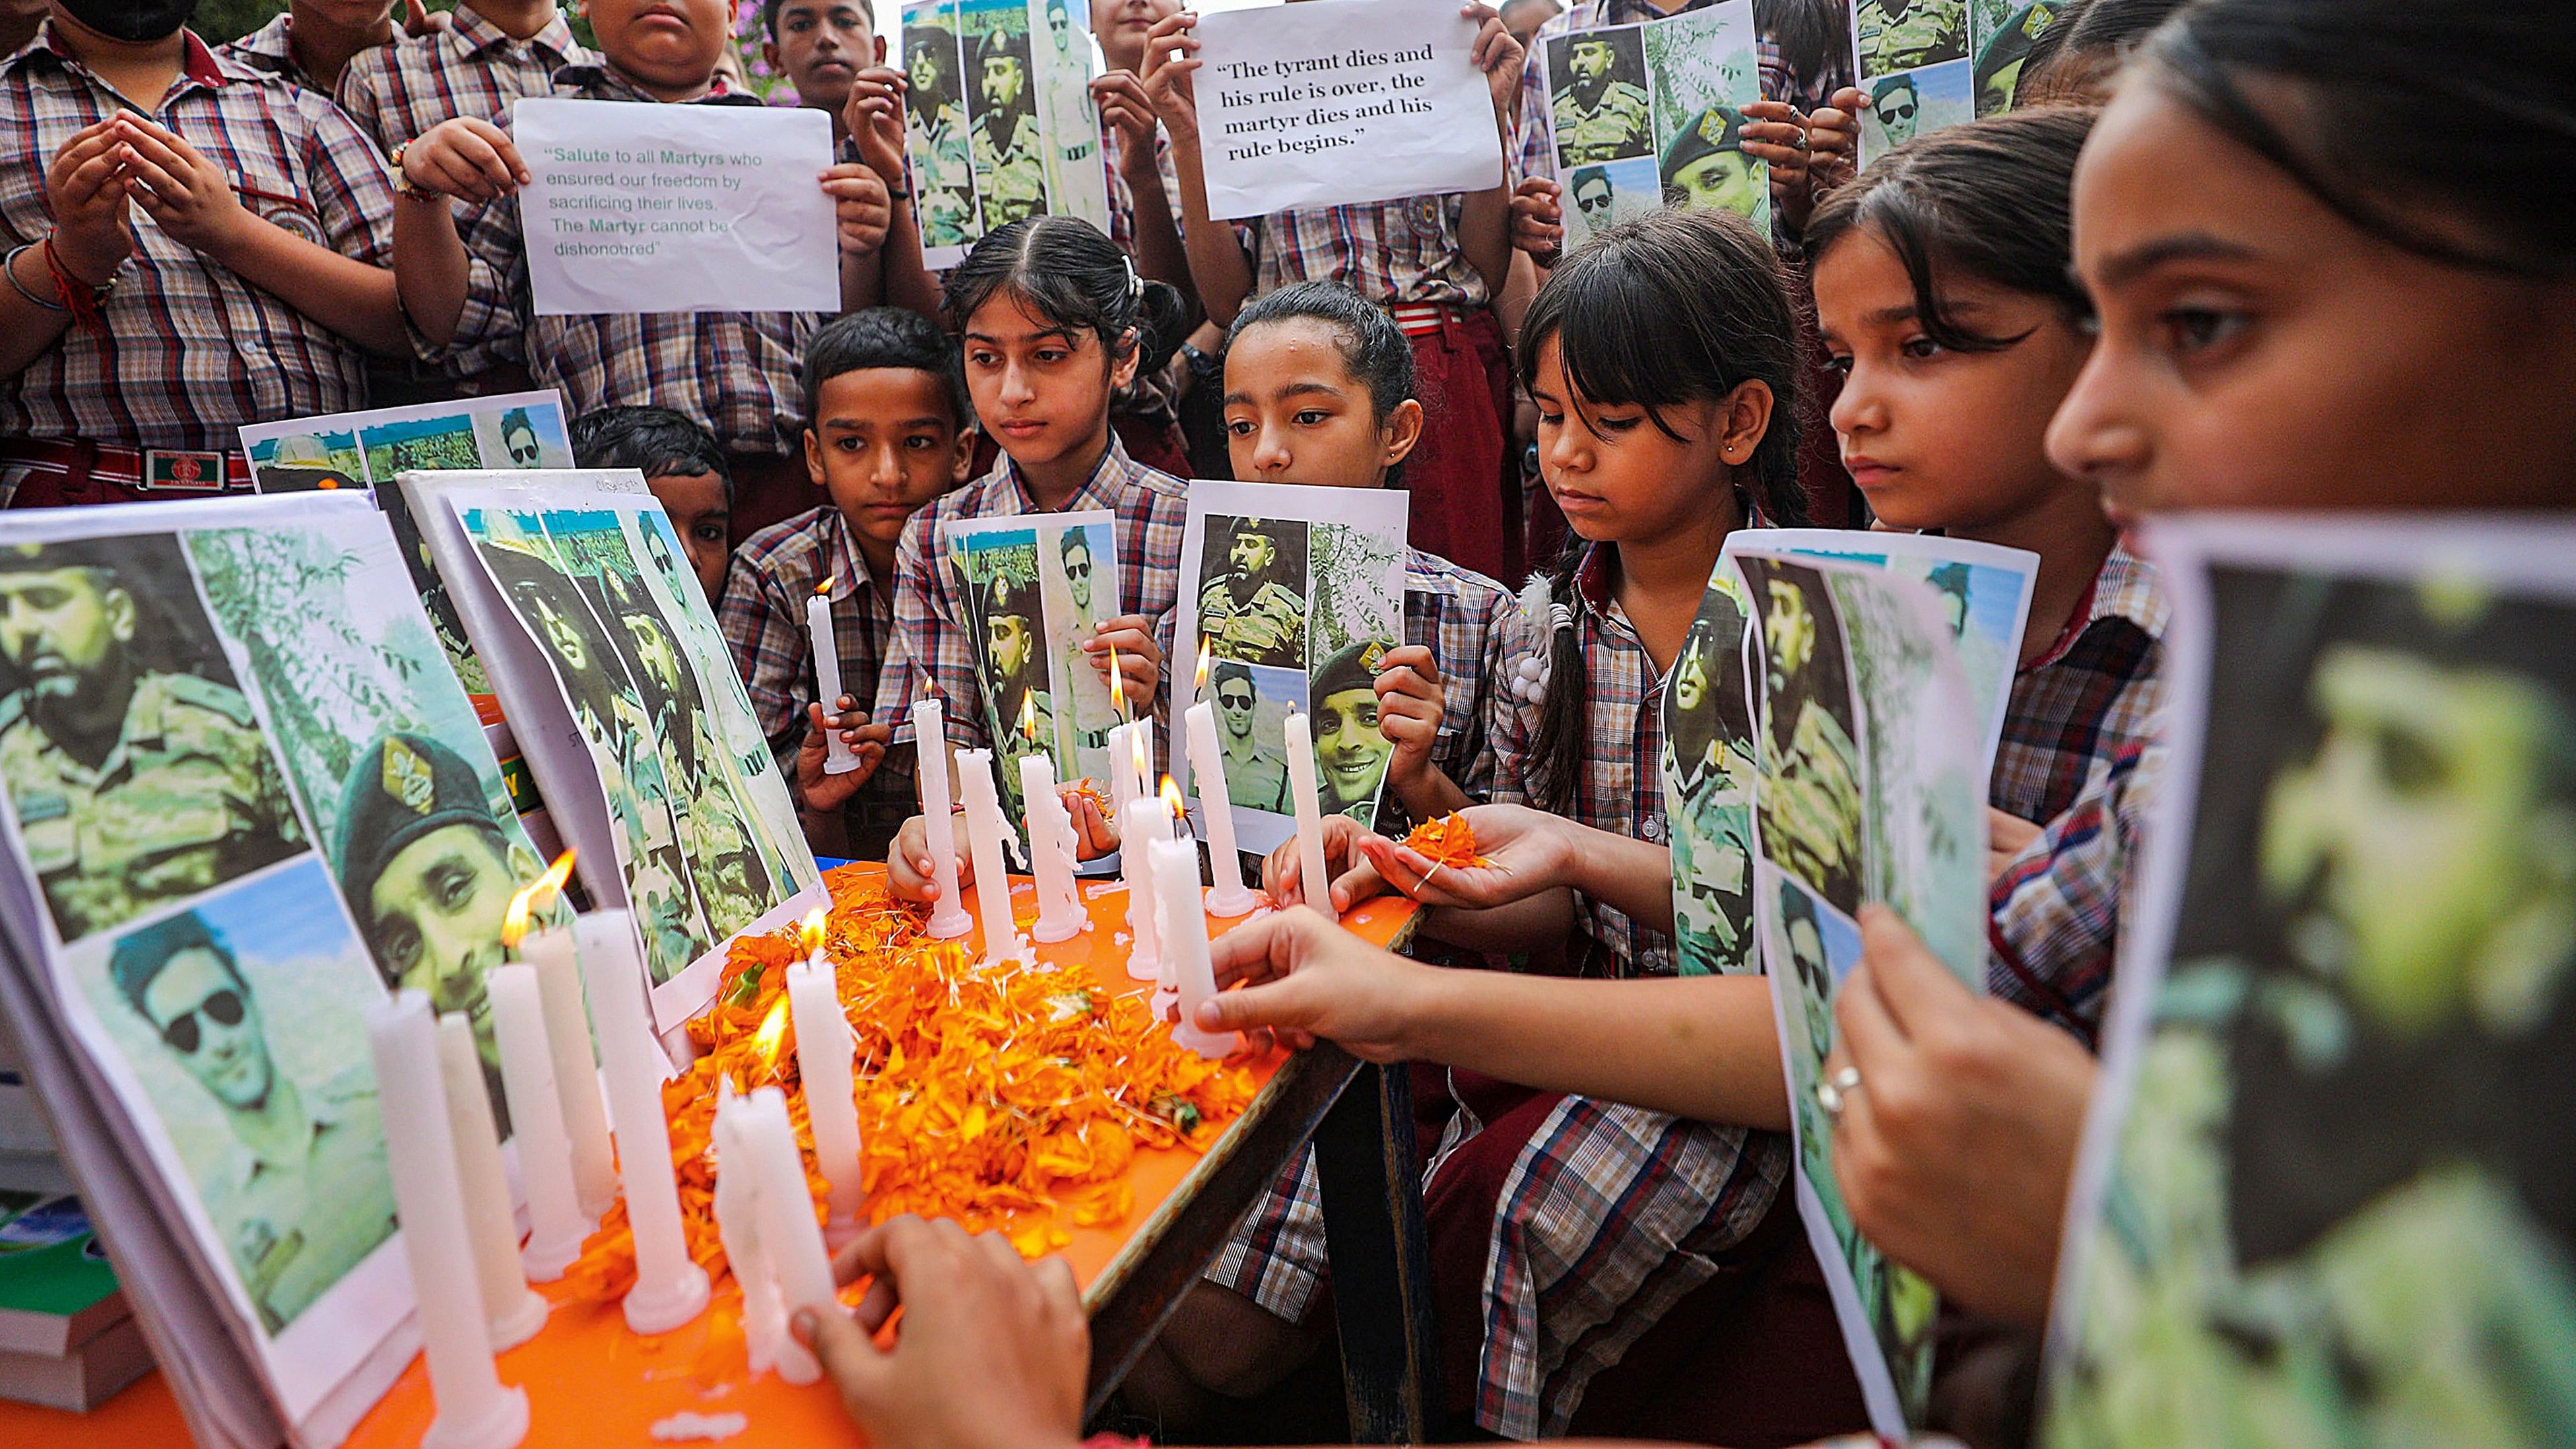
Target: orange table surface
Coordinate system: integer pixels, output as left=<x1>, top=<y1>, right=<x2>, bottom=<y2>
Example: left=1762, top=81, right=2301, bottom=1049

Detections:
left=3, top=864, right=1414, bottom=1449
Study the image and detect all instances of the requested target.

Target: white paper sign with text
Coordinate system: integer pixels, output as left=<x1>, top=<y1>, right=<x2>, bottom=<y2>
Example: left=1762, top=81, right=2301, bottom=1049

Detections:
left=1193, top=0, right=1504, bottom=219
left=515, top=98, right=840, bottom=316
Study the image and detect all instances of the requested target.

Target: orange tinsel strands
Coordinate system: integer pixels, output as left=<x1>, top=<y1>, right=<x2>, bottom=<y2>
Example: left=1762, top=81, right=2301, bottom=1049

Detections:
left=1403, top=812, right=1490, bottom=869
left=562, top=870, right=1259, bottom=1295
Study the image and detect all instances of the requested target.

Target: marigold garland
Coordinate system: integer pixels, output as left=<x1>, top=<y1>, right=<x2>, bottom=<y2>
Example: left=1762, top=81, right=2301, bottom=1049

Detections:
left=563, top=868, right=1259, bottom=1297
left=1403, top=812, right=1490, bottom=869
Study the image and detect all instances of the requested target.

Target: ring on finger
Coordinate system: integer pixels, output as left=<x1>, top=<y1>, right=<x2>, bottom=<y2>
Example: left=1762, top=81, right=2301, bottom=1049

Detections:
left=1815, top=1065, right=1862, bottom=1123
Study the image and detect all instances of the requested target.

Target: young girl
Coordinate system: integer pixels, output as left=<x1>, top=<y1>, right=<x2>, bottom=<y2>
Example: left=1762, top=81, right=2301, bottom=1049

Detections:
left=1805, top=108, right=2159, bottom=1042
left=1166, top=210, right=1868, bottom=1446
left=871, top=217, right=1187, bottom=790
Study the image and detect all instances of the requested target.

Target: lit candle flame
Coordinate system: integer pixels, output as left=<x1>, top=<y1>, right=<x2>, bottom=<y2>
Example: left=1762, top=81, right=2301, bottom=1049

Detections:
left=1160, top=775, right=1185, bottom=820
left=1019, top=690, right=1038, bottom=742
left=1109, top=642, right=1128, bottom=720
left=814, top=576, right=834, bottom=597
left=752, top=996, right=791, bottom=1079
left=1130, top=724, right=1150, bottom=787
left=1194, top=638, right=1210, bottom=692
left=500, top=849, right=578, bottom=950
left=798, top=907, right=827, bottom=960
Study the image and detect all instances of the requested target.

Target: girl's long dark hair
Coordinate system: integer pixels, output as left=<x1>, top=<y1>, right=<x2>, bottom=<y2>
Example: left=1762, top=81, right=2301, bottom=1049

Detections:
left=1226, top=281, right=1418, bottom=486
left=942, top=217, right=1191, bottom=380
left=2144, top=0, right=2576, bottom=279
left=1804, top=107, right=2097, bottom=353
left=1752, top=0, right=1849, bottom=95
left=1516, top=207, right=1804, bottom=816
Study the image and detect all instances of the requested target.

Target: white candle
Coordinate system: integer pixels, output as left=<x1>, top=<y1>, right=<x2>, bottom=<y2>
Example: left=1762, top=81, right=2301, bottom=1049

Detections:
left=911, top=698, right=974, bottom=939
left=955, top=749, right=1024, bottom=966
left=1148, top=838, right=1237, bottom=1059
left=1282, top=711, right=1334, bottom=917
left=1117, top=795, right=1162, bottom=982
left=521, top=924, right=616, bottom=1220
left=1185, top=698, right=1258, bottom=916
left=367, top=990, right=531, bottom=1449
left=487, top=964, right=590, bottom=1280
left=1018, top=753, right=1084, bottom=943
left=740, top=1087, right=836, bottom=1386
left=436, top=1013, right=548, bottom=1352
left=710, top=1083, right=812, bottom=1382
left=808, top=585, right=860, bottom=775
left=575, top=911, right=711, bottom=1335
left=785, top=928, right=864, bottom=1243
left=1106, top=723, right=1136, bottom=817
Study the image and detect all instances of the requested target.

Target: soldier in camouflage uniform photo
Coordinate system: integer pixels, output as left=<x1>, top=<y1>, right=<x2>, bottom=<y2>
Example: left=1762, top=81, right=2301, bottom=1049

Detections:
left=0, top=541, right=306, bottom=945
left=1198, top=516, right=1308, bottom=671
left=1548, top=28, right=1653, bottom=164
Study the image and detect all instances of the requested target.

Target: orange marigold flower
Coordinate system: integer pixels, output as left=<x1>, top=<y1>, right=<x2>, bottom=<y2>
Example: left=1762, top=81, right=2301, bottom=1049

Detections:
left=1403, top=812, right=1490, bottom=869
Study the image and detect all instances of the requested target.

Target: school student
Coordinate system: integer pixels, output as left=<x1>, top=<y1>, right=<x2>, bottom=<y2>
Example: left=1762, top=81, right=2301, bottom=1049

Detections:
left=1828, top=0, right=2576, bottom=1394
left=762, top=0, right=873, bottom=147
left=1, top=0, right=407, bottom=508
left=1142, top=3, right=1530, bottom=583
left=216, top=0, right=394, bottom=92
left=872, top=217, right=1185, bottom=811
left=721, top=308, right=976, bottom=862
left=389, top=0, right=896, bottom=544
left=334, top=0, right=590, bottom=154
left=569, top=404, right=735, bottom=603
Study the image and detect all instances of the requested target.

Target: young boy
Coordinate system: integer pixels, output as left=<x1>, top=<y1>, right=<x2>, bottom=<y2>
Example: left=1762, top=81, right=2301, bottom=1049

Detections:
left=762, top=0, right=873, bottom=147
left=1, top=0, right=404, bottom=508
left=718, top=308, right=974, bottom=861
left=389, top=0, right=896, bottom=544
left=334, top=0, right=590, bottom=154
left=216, top=0, right=395, bottom=93
left=570, top=405, right=734, bottom=604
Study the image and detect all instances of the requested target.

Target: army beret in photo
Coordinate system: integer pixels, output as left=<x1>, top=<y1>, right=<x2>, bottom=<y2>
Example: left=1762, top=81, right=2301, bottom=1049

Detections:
left=333, top=731, right=506, bottom=907
left=1661, top=104, right=1750, bottom=184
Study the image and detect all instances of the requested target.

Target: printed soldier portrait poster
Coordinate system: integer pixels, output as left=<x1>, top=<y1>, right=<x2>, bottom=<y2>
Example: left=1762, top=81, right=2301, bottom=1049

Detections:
left=2049, top=518, right=2576, bottom=1449
left=1171, top=481, right=1407, bottom=856
left=1847, top=0, right=2017, bottom=163
left=1540, top=0, right=1765, bottom=247
left=939, top=510, right=1121, bottom=832
left=448, top=492, right=824, bottom=1027
left=1722, top=539, right=1986, bottom=1438
left=0, top=492, right=566, bottom=1433
left=902, top=0, right=1110, bottom=268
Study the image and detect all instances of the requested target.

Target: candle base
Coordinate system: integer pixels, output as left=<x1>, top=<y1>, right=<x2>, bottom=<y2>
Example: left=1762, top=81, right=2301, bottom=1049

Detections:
left=488, top=1285, right=549, bottom=1353
left=420, top=1382, right=529, bottom=1449
left=925, top=904, right=974, bottom=938
left=1030, top=908, right=1082, bottom=943
left=1125, top=945, right=1159, bottom=982
left=774, top=1337, right=824, bottom=1386
left=623, top=1260, right=712, bottom=1336
left=1203, top=885, right=1259, bottom=919
left=1149, top=982, right=1179, bottom=1020
left=823, top=742, right=862, bottom=775
left=521, top=1227, right=584, bottom=1283
left=1171, top=1019, right=1237, bottom=1060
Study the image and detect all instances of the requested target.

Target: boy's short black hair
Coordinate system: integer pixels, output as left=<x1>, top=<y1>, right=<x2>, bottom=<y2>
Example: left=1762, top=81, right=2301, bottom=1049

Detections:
left=800, top=306, right=974, bottom=432
left=763, top=0, right=875, bottom=42
left=569, top=406, right=731, bottom=500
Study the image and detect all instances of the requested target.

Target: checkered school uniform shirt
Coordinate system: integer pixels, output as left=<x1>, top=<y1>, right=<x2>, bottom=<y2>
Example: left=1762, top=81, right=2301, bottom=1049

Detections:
left=1512, top=1, right=1847, bottom=187
left=426, top=63, right=818, bottom=456
left=1989, top=739, right=2162, bottom=1048
left=213, top=13, right=327, bottom=90
left=1245, top=193, right=1492, bottom=310
left=0, top=24, right=394, bottom=454
left=871, top=437, right=1188, bottom=755
left=719, top=505, right=919, bottom=841
left=335, top=8, right=590, bottom=151
left=1991, top=540, right=2167, bottom=826
left=1381, top=551, right=1547, bottom=834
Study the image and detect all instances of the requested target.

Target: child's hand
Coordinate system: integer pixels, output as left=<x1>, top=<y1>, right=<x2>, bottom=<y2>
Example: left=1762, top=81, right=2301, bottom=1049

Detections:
left=1459, top=1, right=1527, bottom=121
left=797, top=698, right=890, bottom=813
left=1806, top=88, right=1866, bottom=197
left=886, top=811, right=972, bottom=904
left=1350, top=802, right=1573, bottom=909
left=401, top=0, right=453, bottom=35
left=1509, top=176, right=1562, bottom=258
left=1263, top=814, right=1387, bottom=912
left=44, top=119, right=133, bottom=285
left=1738, top=99, right=1812, bottom=226
left=843, top=65, right=911, bottom=186
left=820, top=162, right=892, bottom=256
left=1082, top=617, right=1160, bottom=710
left=795, top=1217, right=1086, bottom=1449
left=1199, top=907, right=1439, bottom=1060
left=1986, top=806, right=2043, bottom=885
left=1092, top=71, right=1159, bottom=158
left=1372, top=644, right=1444, bottom=796
left=403, top=117, right=529, bottom=203
left=1065, top=784, right=1119, bottom=859
left=1139, top=11, right=1201, bottom=143
left=112, top=114, right=247, bottom=258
